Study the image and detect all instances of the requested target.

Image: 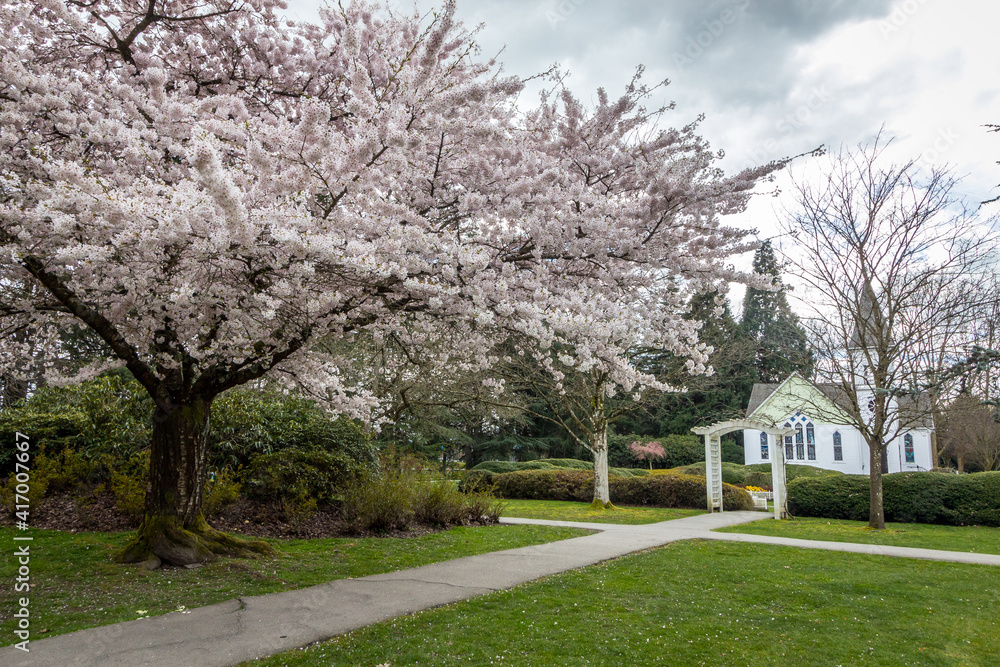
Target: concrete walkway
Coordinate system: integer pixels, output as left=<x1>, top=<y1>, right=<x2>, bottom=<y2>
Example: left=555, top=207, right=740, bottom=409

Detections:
left=6, top=511, right=1000, bottom=666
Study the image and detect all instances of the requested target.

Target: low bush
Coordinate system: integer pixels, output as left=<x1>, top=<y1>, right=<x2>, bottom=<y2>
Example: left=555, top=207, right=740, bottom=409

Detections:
left=243, top=449, right=362, bottom=505
left=341, top=471, right=503, bottom=534
left=340, top=470, right=417, bottom=533
left=787, top=471, right=1000, bottom=526
left=471, top=469, right=752, bottom=510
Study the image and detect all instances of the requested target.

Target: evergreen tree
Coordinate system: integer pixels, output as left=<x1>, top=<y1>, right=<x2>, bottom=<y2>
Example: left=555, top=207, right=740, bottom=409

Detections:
left=619, top=291, right=757, bottom=436
left=741, top=241, right=813, bottom=383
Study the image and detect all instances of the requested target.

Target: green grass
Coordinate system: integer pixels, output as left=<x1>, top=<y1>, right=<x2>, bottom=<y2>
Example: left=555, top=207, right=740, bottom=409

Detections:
left=0, top=524, right=590, bottom=641
left=718, top=517, right=1000, bottom=554
left=247, top=540, right=1000, bottom=666
left=501, top=498, right=704, bottom=524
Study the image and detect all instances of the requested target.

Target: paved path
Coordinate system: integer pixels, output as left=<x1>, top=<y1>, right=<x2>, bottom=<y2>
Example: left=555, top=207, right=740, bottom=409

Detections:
left=6, top=511, right=999, bottom=666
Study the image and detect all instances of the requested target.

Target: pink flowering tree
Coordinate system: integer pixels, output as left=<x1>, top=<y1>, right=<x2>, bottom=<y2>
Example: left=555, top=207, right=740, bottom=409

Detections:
left=628, top=440, right=666, bottom=470
left=0, top=0, right=785, bottom=560
left=490, top=76, right=787, bottom=506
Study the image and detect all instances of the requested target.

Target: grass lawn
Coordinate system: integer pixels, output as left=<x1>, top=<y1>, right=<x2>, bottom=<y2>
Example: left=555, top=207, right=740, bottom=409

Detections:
left=247, top=539, right=1000, bottom=666
left=501, top=499, right=705, bottom=524
left=718, top=517, right=1000, bottom=554
left=0, top=524, right=590, bottom=641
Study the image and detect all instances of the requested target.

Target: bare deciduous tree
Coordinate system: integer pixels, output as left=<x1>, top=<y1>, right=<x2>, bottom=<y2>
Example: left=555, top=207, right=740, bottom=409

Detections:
left=781, top=134, right=993, bottom=529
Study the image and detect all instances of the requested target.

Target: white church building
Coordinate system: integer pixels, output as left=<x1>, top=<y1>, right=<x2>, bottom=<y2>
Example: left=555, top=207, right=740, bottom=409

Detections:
left=742, top=373, right=934, bottom=475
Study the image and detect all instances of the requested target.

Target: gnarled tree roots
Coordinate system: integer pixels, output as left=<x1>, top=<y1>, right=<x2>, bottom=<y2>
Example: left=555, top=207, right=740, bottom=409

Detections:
left=115, top=514, right=274, bottom=566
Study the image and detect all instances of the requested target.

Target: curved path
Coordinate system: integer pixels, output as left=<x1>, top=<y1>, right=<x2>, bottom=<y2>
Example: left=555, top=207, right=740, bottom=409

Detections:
left=6, top=511, right=999, bottom=666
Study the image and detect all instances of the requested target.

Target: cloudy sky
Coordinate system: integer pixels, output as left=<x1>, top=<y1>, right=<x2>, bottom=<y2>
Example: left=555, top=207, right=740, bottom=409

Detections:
left=286, top=0, right=1000, bottom=312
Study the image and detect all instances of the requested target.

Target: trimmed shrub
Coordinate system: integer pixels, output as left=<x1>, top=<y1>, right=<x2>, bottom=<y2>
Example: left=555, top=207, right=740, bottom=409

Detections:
left=243, top=449, right=362, bottom=505
left=787, top=471, right=1000, bottom=526
left=611, top=473, right=754, bottom=511
left=470, top=459, right=648, bottom=478
left=476, top=469, right=752, bottom=510
left=543, top=458, right=593, bottom=470
left=670, top=461, right=749, bottom=486
left=471, top=461, right=518, bottom=474
left=518, top=461, right=557, bottom=471
left=489, top=470, right=594, bottom=502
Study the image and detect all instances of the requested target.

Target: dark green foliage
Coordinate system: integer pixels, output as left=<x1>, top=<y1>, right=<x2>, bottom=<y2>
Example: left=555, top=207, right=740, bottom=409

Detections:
left=621, top=292, right=758, bottom=437
left=0, top=374, right=152, bottom=467
left=210, top=389, right=377, bottom=470
left=721, top=438, right=744, bottom=464
left=0, top=375, right=376, bottom=482
left=243, top=449, right=363, bottom=505
left=740, top=241, right=813, bottom=383
left=787, top=471, right=1000, bottom=526
left=468, top=469, right=752, bottom=510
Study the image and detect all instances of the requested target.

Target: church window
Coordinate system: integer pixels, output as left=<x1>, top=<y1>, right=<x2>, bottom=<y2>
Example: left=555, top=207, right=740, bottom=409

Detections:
left=833, top=431, right=843, bottom=461
left=806, top=422, right=816, bottom=460
left=904, top=434, right=915, bottom=463
left=795, top=425, right=804, bottom=460
left=760, top=432, right=769, bottom=460
left=784, top=422, right=793, bottom=460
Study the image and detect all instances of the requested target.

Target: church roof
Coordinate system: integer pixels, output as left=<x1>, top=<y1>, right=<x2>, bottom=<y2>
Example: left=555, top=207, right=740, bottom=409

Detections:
left=746, top=378, right=934, bottom=428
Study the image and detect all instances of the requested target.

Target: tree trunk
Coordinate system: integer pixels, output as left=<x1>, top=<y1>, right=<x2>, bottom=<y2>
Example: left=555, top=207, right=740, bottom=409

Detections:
left=591, top=429, right=611, bottom=508
left=868, top=444, right=886, bottom=529
left=957, top=454, right=964, bottom=474
left=116, top=396, right=272, bottom=565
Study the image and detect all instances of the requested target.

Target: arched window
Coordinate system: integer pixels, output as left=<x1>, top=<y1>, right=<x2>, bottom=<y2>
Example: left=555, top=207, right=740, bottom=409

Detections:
left=833, top=431, right=843, bottom=461
left=784, top=422, right=794, bottom=460
left=795, top=425, right=805, bottom=460
left=904, top=434, right=915, bottom=463
left=806, top=422, right=816, bottom=460
left=760, top=431, right=769, bottom=460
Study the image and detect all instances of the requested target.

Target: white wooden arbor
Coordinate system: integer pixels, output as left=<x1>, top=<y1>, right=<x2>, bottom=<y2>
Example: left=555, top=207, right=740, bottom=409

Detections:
left=691, top=420, right=795, bottom=520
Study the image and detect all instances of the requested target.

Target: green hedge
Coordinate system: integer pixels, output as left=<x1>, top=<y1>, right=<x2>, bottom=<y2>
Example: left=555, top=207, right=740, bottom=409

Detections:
left=787, top=471, right=1000, bottom=526
left=464, top=469, right=752, bottom=510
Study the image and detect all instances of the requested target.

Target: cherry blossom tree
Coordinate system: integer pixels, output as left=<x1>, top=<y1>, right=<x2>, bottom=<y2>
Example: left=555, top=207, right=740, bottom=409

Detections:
left=0, top=0, right=785, bottom=560
left=628, top=440, right=665, bottom=469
